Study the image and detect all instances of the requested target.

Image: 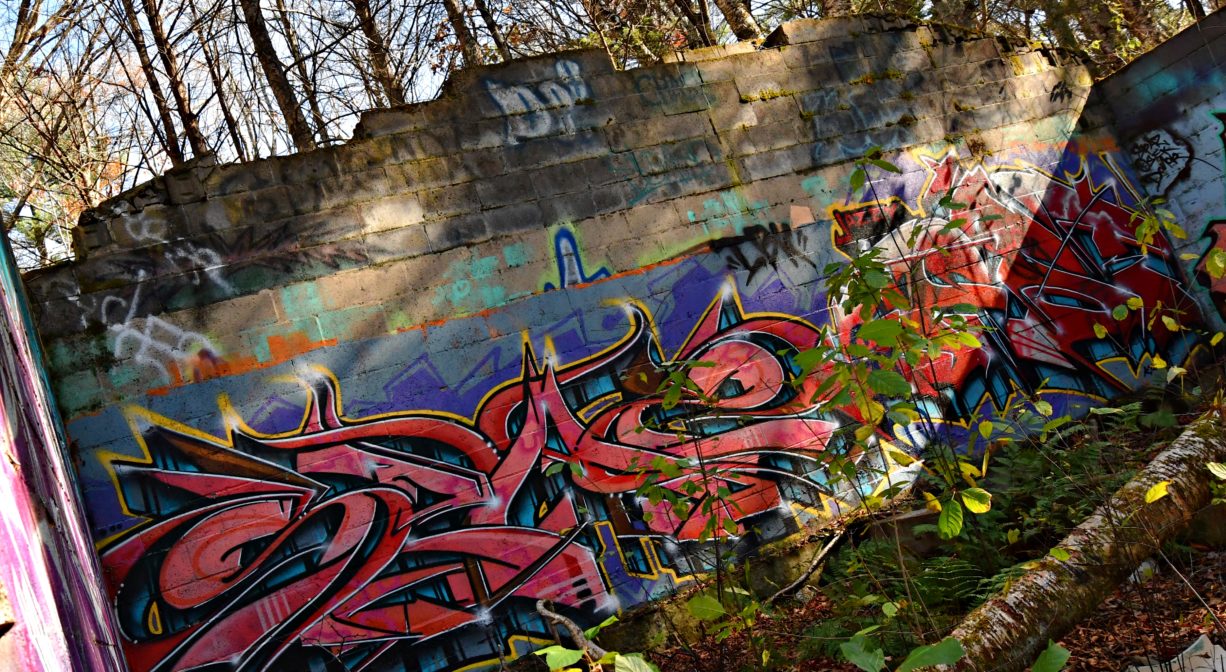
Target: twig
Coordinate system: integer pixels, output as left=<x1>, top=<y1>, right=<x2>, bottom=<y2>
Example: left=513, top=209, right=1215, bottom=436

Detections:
left=764, top=530, right=845, bottom=606
left=536, top=599, right=608, bottom=660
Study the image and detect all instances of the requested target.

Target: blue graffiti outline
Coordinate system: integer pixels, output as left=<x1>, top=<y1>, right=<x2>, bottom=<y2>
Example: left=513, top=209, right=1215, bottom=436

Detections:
left=544, top=228, right=611, bottom=290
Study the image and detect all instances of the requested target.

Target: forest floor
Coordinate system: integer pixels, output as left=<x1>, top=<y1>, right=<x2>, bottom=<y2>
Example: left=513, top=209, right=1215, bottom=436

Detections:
left=647, top=549, right=1226, bottom=671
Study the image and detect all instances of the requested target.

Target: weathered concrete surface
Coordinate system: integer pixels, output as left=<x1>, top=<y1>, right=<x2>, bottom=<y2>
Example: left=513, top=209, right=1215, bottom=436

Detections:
left=16, top=10, right=1226, bottom=672
left=0, top=239, right=126, bottom=671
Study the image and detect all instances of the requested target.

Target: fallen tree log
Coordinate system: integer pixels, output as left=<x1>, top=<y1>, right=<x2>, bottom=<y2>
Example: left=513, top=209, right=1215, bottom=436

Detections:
left=940, top=412, right=1226, bottom=672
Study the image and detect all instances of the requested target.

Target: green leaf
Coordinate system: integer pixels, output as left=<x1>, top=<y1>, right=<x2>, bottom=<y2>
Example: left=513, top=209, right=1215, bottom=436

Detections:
left=1161, top=315, right=1181, bottom=332
left=881, top=601, right=899, bottom=617
left=614, top=653, right=659, bottom=672
left=864, top=269, right=891, bottom=289
left=961, top=487, right=992, bottom=514
left=1145, top=480, right=1171, bottom=504
left=1208, top=462, right=1226, bottom=480
left=839, top=634, right=886, bottom=672
left=661, top=382, right=682, bottom=409
left=869, top=158, right=902, bottom=173
left=1042, top=416, right=1071, bottom=436
left=1006, top=528, right=1020, bottom=544
left=1031, top=640, right=1071, bottom=672
left=1207, top=247, right=1226, bottom=280
left=887, top=409, right=914, bottom=426
left=939, top=217, right=968, bottom=233
left=583, top=615, right=619, bottom=639
left=1126, top=296, right=1144, bottom=310
left=937, top=499, right=964, bottom=539
left=1049, top=547, right=1070, bottom=562
left=895, top=637, right=964, bottom=672
left=850, top=168, right=867, bottom=193
left=867, top=369, right=911, bottom=397
left=1212, top=332, right=1224, bottom=346
left=858, top=319, right=903, bottom=344
left=1093, top=323, right=1108, bottom=339
left=978, top=420, right=993, bottom=439
left=954, top=332, right=982, bottom=348
left=686, top=593, right=726, bottom=621
left=886, top=449, right=918, bottom=467
left=534, top=645, right=584, bottom=670
left=1112, top=305, right=1129, bottom=320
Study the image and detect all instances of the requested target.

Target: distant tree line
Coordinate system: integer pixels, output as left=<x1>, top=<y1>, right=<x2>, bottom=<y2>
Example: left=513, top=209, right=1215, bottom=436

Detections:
left=0, top=0, right=1214, bottom=268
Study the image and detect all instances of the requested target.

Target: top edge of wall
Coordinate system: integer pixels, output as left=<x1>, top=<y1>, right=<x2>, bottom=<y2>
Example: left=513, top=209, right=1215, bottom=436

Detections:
left=54, top=13, right=1082, bottom=269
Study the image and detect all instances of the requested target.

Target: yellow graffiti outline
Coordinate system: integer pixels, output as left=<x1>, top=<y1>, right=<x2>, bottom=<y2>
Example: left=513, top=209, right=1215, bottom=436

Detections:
left=589, top=520, right=686, bottom=587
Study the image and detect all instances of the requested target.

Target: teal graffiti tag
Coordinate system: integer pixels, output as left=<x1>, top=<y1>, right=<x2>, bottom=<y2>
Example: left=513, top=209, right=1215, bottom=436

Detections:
left=686, top=190, right=769, bottom=238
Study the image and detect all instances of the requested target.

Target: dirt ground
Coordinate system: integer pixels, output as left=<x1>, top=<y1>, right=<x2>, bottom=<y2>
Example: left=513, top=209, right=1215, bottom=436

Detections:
left=645, top=550, right=1226, bottom=672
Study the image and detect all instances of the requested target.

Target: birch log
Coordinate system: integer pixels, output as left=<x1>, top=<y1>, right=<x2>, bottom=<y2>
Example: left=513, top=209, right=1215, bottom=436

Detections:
left=941, top=414, right=1226, bottom=672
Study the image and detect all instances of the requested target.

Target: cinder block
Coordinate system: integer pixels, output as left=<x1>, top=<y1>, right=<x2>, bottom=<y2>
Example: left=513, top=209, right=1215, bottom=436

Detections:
left=531, top=162, right=591, bottom=197
left=426, top=215, right=491, bottom=253
left=419, top=183, right=479, bottom=220
left=605, top=111, right=711, bottom=151
left=504, top=130, right=609, bottom=169
left=540, top=191, right=599, bottom=224
left=739, top=145, right=816, bottom=181
left=361, top=195, right=425, bottom=234
left=477, top=172, right=537, bottom=208
left=364, top=224, right=432, bottom=264
left=483, top=201, right=544, bottom=236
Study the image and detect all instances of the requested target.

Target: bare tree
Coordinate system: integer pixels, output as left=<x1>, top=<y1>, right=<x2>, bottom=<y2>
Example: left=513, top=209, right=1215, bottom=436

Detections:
left=116, top=0, right=185, bottom=164
left=441, top=0, right=482, bottom=66
left=140, top=0, right=211, bottom=158
left=672, top=0, right=717, bottom=46
left=713, top=0, right=762, bottom=39
left=236, top=0, right=316, bottom=151
left=349, top=0, right=408, bottom=104
left=473, top=0, right=512, bottom=61
left=187, top=0, right=247, bottom=160
left=272, top=0, right=331, bottom=143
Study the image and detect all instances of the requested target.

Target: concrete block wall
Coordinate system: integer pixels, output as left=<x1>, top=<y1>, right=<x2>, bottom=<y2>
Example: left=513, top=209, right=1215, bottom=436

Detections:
left=1096, top=11, right=1226, bottom=320
left=19, top=12, right=1225, bottom=672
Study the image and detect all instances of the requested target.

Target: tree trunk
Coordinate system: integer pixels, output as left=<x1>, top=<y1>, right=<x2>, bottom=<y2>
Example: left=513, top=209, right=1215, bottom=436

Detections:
left=941, top=414, right=1226, bottom=672
left=712, top=0, right=761, bottom=40
left=117, top=0, right=185, bottom=164
left=348, top=0, right=407, bottom=105
left=1185, top=0, right=1206, bottom=20
left=820, top=0, right=853, bottom=17
left=140, top=0, right=210, bottom=159
left=672, top=0, right=716, bottom=47
left=236, top=0, right=315, bottom=151
left=441, top=0, right=482, bottom=67
left=272, top=0, right=330, bottom=144
left=473, top=0, right=511, bottom=62
left=188, top=3, right=247, bottom=161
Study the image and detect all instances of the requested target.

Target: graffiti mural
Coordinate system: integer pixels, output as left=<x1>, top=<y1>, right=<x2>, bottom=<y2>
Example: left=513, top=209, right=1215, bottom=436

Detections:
left=1194, top=112, right=1226, bottom=319
left=831, top=150, right=1206, bottom=425
left=99, top=288, right=901, bottom=672
left=86, top=145, right=1215, bottom=672
left=1127, top=129, right=1192, bottom=196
